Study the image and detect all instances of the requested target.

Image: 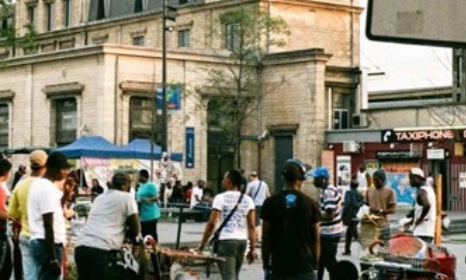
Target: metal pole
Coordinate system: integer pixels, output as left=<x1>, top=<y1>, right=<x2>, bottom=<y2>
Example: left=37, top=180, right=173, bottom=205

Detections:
left=162, top=0, right=168, bottom=154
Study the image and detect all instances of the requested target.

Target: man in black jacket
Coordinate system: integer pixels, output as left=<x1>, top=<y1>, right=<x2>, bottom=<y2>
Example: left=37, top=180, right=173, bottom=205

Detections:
left=342, top=176, right=363, bottom=256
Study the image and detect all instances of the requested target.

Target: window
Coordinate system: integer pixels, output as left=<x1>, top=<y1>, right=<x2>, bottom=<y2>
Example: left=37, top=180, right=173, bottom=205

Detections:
left=56, top=99, right=77, bottom=146
left=226, top=23, right=240, bottom=51
left=129, top=97, right=154, bottom=140
left=333, top=109, right=349, bottom=130
left=45, top=2, right=55, bottom=31
left=64, top=0, right=72, bottom=27
left=27, top=5, right=37, bottom=27
left=178, top=29, right=190, bottom=47
left=132, top=36, right=145, bottom=46
left=0, top=105, right=9, bottom=149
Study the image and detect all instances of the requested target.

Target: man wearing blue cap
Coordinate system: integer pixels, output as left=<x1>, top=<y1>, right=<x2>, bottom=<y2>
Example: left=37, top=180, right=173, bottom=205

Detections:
left=311, top=167, right=343, bottom=280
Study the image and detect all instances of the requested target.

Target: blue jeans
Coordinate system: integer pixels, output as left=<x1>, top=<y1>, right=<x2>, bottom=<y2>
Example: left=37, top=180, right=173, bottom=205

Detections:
left=30, top=239, right=63, bottom=280
left=217, top=239, right=247, bottom=280
left=20, top=236, right=38, bottom=280
left=271, top=272, right=316, bottom=280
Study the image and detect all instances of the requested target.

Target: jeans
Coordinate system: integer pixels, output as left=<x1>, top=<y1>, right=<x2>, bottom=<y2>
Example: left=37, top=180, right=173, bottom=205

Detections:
left=217, top=239, right=247, bottom=280
left=317, top=235, right=340, bottom=280
left=270, top=272, right=316, bottom=280
left=20, top=236, right=38, bottom=280
left=75, top=246, right=110, bottom=280
left=30, top=239, right=63, bottom=280
left=344, top=221, right=359, bottom=253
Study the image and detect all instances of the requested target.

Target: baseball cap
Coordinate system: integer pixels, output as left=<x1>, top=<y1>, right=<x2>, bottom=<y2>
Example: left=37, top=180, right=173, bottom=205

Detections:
left=46, top=152, right=71, bottom=169
left=410, top=168, right=425, bottom=179
left=282, top=159, right=312, bottom=181
left=310, top=167, right=330, bottom=179
left=29, top=150, right=48, bottom=169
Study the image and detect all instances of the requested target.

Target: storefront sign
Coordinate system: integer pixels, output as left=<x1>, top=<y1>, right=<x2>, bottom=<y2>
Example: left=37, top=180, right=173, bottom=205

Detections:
left=376, top=150, right=413, bottom=159
left=381, top=128, right=466, bottom=143
left=185, top=127, right=195, bottom=168
left=427, top=149, right=445, bottom=160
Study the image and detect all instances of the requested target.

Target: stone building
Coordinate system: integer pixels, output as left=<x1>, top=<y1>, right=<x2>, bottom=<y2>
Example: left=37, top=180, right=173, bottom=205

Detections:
left=1, top=0, right=362, bottom=192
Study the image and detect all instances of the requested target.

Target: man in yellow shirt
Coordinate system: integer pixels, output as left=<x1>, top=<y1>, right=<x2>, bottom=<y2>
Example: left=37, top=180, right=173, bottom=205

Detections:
left=8, top=150, right=47, bottom=280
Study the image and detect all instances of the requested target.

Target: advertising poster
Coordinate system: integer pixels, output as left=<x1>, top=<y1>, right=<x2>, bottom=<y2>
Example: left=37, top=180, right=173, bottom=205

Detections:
left=336, top=155, right=351, bottom=187
left=459, top=172, right=466, bottom=189
left=381, top=162, right=419, bottom=206
left=156, top=85, right=182, bottom=110
left=185, top=127, right=195, bottom=168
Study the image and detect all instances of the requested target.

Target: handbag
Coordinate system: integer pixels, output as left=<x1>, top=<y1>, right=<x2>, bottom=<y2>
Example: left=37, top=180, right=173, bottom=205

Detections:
left=209, top=192, right=244, bottom=254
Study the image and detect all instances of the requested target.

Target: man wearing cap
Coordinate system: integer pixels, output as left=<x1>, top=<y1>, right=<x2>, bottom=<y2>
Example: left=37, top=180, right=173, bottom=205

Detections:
left=246, top=171, right=270, bottom=243
left=404, top=168, right=436, bottom=243
left=9, top=150, right=48, bottom=280
left=28, top=152, right=71, bottom=280
left=311, top=166, right=343, bottom=280
left=367, top=169, right=396, bottom=241
left=75, top=172, right=140, bottom=280
left=261, top=159, right=320, bottom=280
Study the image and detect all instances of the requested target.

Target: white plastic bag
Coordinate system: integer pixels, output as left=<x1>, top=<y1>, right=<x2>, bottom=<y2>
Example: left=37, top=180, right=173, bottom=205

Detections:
left=357, top=205, right=369, bottom=220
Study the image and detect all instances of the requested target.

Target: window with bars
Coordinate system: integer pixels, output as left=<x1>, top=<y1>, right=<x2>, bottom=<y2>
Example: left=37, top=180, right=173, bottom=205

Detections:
left=178, top=29, right=191, bottom=48
left=56, top=98, right=77, bottom=146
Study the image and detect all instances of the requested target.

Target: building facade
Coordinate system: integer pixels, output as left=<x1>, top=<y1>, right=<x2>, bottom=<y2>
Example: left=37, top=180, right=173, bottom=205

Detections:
left=1, top=0, right=362, bottom=191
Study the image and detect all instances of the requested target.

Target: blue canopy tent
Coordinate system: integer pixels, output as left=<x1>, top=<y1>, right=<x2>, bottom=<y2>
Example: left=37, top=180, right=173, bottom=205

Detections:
left=54, top=135, right=134, bottom=159
left=124, top=138, right=183, bottom=162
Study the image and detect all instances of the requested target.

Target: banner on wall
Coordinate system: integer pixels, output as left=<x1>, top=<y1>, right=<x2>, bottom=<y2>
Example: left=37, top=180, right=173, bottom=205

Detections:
left=185, top=127, right=195, bottom=168
left=336, top=155, right=351, bottom=188
left=381, top=162, right=419, bottom=206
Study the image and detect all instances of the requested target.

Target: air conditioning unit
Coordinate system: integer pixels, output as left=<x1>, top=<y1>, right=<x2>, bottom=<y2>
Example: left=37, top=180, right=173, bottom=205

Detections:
left=352, top=113, right=368, bottom=127
left=343, top=141, right=359, bottom=153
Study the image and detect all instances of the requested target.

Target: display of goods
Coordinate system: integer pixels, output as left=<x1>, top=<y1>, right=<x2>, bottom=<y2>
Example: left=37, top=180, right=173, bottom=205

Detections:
left=388, top=233, right=426, bottom=257
left=360, top=219, right=382, bottom=250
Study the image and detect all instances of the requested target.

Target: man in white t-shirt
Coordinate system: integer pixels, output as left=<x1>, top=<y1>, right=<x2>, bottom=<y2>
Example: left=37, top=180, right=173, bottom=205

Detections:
left=28, top=152, right=71, bottom=280
left=197, top=170, right=256, bottom=280
left=245, top=171, right=270, bottom=242
left=190, top=180, right=205, bottom=208
left=357, top=164, right=371, bottom=196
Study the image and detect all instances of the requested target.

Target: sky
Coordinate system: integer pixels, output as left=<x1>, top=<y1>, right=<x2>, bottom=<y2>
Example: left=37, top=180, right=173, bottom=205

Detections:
left=359, top=0, right=453, bottom=92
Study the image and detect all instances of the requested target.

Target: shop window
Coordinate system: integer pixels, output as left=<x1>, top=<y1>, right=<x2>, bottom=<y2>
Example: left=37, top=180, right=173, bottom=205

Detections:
left=129, top=96, right=154, bottom=140
left=56, top=98, right=77, bottom=146
left=0, top=105, right=9, bottom=149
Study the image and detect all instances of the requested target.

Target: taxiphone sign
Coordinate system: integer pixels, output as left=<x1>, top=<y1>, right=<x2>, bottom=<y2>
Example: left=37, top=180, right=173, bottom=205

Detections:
left=382, top=128, right=466, bottom=143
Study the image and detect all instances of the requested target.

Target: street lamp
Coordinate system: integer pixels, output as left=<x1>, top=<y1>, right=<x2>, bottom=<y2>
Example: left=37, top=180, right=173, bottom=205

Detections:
left=161, top=0, right=177, bottom=153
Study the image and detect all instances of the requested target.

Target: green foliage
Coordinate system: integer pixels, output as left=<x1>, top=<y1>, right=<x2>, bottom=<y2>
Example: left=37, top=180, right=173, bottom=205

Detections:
left=199, top=7, right=291, bottom=164
left=0, top=0, right=38, bottom=57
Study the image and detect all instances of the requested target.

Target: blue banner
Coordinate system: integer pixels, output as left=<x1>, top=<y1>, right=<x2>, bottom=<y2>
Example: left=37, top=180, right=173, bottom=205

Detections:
left=156, top=85, right=182, bottom=110
left=185, top=127, right=195, bottom=168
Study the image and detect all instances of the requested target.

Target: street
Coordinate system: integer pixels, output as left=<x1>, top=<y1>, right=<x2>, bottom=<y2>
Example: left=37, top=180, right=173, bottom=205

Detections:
left=158, top=221, right=465, bottom=280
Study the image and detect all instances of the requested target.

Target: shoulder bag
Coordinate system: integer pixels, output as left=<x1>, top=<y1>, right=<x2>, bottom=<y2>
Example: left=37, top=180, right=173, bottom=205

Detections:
left=252, top=181, right=263, bottom=201
left=209, top=192, right=244, bottom=254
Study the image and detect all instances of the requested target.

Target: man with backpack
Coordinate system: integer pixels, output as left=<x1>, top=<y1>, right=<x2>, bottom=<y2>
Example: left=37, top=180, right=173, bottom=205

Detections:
left=245, top=171, right=270, bottom=243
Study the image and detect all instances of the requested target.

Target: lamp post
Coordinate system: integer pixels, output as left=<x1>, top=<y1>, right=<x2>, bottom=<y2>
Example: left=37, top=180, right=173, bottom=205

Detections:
left=161, top=0, right=177, bottom=154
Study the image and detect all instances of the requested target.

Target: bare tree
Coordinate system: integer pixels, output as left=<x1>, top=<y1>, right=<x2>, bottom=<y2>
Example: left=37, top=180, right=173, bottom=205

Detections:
left=195, top=7, right=290, bottom=166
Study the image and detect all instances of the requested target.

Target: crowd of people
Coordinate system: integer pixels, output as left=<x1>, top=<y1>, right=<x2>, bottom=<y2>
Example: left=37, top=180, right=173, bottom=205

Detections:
left=0, top=148, right=437, bottom=280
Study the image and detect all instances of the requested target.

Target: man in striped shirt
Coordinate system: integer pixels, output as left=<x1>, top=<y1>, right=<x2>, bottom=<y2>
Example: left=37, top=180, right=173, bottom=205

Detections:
left=311, top=167, right=343, bottom=280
